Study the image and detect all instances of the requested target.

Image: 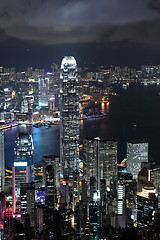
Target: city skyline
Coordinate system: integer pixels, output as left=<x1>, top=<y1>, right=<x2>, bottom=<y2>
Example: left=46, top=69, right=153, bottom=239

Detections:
left=0, top=56, right=160, bottom=238
left=1, top=0, right=160, bottom=236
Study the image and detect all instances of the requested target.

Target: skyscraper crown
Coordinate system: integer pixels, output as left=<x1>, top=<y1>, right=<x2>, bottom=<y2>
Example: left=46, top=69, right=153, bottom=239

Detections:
left=61, top=56, right=77, bottom=69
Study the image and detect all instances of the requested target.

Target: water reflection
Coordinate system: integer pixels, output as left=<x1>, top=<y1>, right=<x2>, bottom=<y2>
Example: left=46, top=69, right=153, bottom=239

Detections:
left=4, top=83, right=160, bottom=168
left=101, top=102, right=105, bottom=113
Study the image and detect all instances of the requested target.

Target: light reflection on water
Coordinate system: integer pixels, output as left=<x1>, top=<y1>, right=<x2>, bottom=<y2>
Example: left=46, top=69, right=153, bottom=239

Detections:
left=4, top=125, right=60, bottom=167
left=4, top=101, right=108, bottom=168
left=4, top=83, right=160, bottom=167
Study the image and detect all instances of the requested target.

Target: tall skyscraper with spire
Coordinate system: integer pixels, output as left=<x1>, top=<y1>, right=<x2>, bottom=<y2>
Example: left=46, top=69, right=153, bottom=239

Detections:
left=60, top=56, right=79, bottom=178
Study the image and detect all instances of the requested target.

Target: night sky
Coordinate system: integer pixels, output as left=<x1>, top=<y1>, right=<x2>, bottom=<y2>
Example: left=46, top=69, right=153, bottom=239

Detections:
left=0, top=0, right=160, bottom=70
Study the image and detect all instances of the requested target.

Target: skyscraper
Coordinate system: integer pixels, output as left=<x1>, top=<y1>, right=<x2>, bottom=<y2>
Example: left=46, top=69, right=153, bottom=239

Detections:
left=38, top=77, right=50, bottom=107
left=136, top=182, right=156, bottom=227
left=127, top=140, right=148, bottom=180
left=20, top=182, right=35, bottom=227
left=12, top=162, right=29, bottom=215
left=83, top=138, right=117, bottom=194
left=42, top=155, right=59, bottom=210
left=14, top=132, right=34, bottom=182
left=13, top=132, right=34, bottom=216
left=117, top=181, right=125, bottom=215
left=60, top=56, right=79, bottom=178
left=0, top=132, right=5, bottom=192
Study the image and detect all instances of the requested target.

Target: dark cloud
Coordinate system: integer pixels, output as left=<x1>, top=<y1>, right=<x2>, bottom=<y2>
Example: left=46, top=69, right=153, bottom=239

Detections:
left=0, top=0, right=160, bottom=69
left=0, top=0, right=159, bottom=45
left=99, top=20, right=160, bottom=48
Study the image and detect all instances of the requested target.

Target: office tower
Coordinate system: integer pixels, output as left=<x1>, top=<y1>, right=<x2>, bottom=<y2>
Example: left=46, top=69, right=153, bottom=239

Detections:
left=21, top=98, right=28, bottom=113
left=42, top=155, right=59, bottom=210
left=150, top=168, right=160, bottom=193
left=60, top=56, right=79, bottom=178
left=42, top=155, right=60, bottom=238
left=136, top=182, right=157, bottom=227
left=117, top=181, right=126, bottom=228
left=100, top=140, right=118, bottom=191
left=38, top=77, right=50, bottom=107
left=83, top=138, right=117, bottom=230
left=12, top=162, right=29, bottom=216
left=0, top=132, right=5, bottom=192
left=48, top=97, right=55, bottom=116
left=89, top=202, right=98, bottom=235
left=20, top=182, right=35, bottom=227
left=21, top=96, right=34, bottom=113
left=13, top=132, right=34, bottom=216
left=137, top=167, right=148, bottom=192
left=127, top=140, right=148, bottom=180
left=15, top=132, right=34, bottom=182
left=35, top=204, right=45, bottom=234
left=83, top=138, right=117, bottom=194
left=119, top=173, right=137, bottom=223
left=117, top=182, right=125, bottom=215
left=83, top=138, right=99, bottom=196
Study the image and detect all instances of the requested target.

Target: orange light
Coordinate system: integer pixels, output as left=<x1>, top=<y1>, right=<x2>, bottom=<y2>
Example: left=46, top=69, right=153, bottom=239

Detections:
left=19, top=170, right=26, bottom=173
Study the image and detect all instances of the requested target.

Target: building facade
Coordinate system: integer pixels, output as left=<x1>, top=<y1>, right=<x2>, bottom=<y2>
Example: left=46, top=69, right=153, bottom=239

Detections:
left=42, top=155, right=59, bottom=210
left=60, top=56, right=79, bottom=178
left=12, top=162, right=29, bottom=215
left=13, top=132, right=34, bottom=216
left=14, top=132, right=34, bottom=182
left=127, top=140, right=148, bottom=180
left=83, top=138, right=118, bottom=194
left=38, top=77, right=50, bottom=107
left=136, top=182, right=157, bottom=227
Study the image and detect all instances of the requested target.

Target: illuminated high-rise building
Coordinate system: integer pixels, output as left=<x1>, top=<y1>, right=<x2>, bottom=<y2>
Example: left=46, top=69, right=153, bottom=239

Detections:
left=150, top=168, right=160, bottom=193
left=12, top=161, right=30, bottom=216
left=20, top=182, right=35, bottom=227
left=60, top=56, right=79, bottom=178
left=136, top=182, right=156, bottom=227
left=42, top=155, right=60, bottom=237
left=83, top=138, right=117, bottom=194
left=99, top=139, right=118, bottom=190
left=42, top=155, right=59, bottom=210
left=13, top=132, right=34, bottom=216
left=117, top=181, right=125, bottom=215
left=38, top=77, right=50, bottom=107
left=0, top=132, right=5, bottom=192
left=127, top=140, right=148, bottom=180
left=14, top=132, right=34, bottom=182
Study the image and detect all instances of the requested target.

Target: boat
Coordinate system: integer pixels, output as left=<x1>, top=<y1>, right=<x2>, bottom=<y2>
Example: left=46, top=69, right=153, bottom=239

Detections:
left=122, top=83, right=127, bottom=89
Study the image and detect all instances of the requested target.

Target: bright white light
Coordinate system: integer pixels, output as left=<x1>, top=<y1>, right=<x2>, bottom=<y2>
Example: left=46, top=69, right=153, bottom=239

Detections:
left=93, top=191, right=100, bottom=201
left=49, top=97, right=55, bottom=101
left=60, top=172, right=64, bottom=178
left=142, top=187, right=156, bottom=197
left=33, top=112, right=39, bottom=115
left=54, top=117, right=60, bottom=121
left=4, top=88, right=9, bottom=92
left=61, top=56, right=77, bottom=69
left=14, top=162, right=28, bottom=167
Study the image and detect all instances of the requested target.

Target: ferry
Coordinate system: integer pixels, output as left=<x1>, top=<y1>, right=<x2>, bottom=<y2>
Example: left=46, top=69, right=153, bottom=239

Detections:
left=122, top=83, right=127, bottom=89
left=0, top=122, right=19, bottom=131
left=80, top=113, right=107, bottom=121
